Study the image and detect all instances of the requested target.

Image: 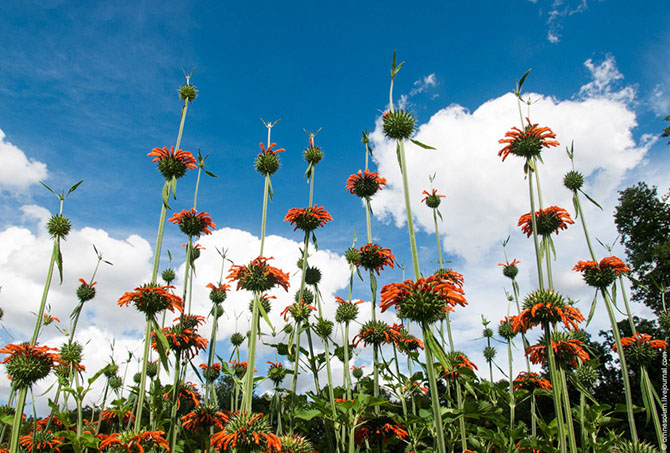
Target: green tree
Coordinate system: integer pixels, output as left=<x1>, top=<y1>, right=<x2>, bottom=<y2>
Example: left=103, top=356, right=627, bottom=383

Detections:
left=662, top=115, right=670, bottom=144
left=614, top=182, right=670, bottom=314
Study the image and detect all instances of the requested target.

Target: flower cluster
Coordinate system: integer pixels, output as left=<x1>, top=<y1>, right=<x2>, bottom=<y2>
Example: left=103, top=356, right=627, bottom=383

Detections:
left=573, top=256, right=630, bottom=288
left=346, top=169, right=386, bottom=198
left=227, top=256, right=290, bottom=293
left=148, top=146, right=197, bottom=180
left=284, top=205, right=333, bottom=232
left=0, top=343, right=60, bottom=388
left=513, top=289, right=584, bottom=333
left=169, top=208, right=216, bottom=237
left=117, top=285, right=183, bottom=317
left=498, top=120, right=559, bottom=162
left=518, top=206, right=574, bottom=237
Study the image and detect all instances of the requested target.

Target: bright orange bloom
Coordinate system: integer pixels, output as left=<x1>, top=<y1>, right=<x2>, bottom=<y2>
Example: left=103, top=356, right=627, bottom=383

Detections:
left=117, top=285, right=183, bottom=315
left=498, top=120, right=559, bottom=162
left=210, top=412, right=281, bottom=452
left=284, top=205, right=333, bottom=232
left=353, top=321, right=402, bottom=347
left=334, top=296, right=365, bottom=305
left=514, top=300, right=584, bottom=333
left=99, top=430, right=169, bottom=452
left=206, top=283, right=231, bottom=292
left=354, top=418, right=409, bottom=446
left=154, top=315, right=208, bottom=359
left=182, top=405, right=229, bottom=433
left=355, top=243, right=396, bottom=275
left=518, top=206, right=574, bottom=237
left=168, top=208, right=216, bottom=237
left=0, top=343, right=60, bottom=387
left=513, top=371, right=552, bottom=391
left=227, top=256, right=290, bottom=293
left=433, top=268, right=465, bottom=289
left=527, top=338, right=589, bottom=368
left=280, top=302, right=316, bottom=321
left=573, top=256, right=630, bottom=274
left=43, top=313, right=60, bottom=324
left=199, top=362, right=222, bottom=372
left=498, top=259, right=520, bottom=268
left=148, top=146, right=197, bottom=169
left=346, top=169, right=387, bottom=198
left=421, top=188, right=446, bottom=202
left=258, top=142, right=285, bottom=156
left=19, top=431, right=64, bottom=453
left=615, top=332, right=668, bottom=353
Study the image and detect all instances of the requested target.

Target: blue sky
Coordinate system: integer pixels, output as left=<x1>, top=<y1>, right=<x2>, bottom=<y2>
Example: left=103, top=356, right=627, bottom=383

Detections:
left=1, top=0, right=669, bottom=408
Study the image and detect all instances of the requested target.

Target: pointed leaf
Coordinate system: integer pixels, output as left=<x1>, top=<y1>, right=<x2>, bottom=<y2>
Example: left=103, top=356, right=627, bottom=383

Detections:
left=518, top=69, right=531, bottom=91
left=67, top=180, right=84, bottom=196
left=311, top=232, right=318, bottom=251
left=171, top=177, right=178, bottom=200
left=40, top=181, right=57, bottom=196
left=204, top=169, right=218, bottom=178
left=151, top=318, right=171, bottom=372
left=580, top=190, right=603, bottom=210
left=161, top=181, right=171, bottom=209
left=55, top=239, right=64, bottom=284
left=585, top=292, right=598, bottom=327
left=410, top=139, right=436, bottom=150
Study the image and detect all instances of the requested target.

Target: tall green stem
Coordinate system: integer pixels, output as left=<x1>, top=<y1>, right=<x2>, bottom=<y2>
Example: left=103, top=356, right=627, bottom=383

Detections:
left=601, top=288, right=638, bottom=443
left=242, top=292, right=260, bottom=413
left=527, top=169, right=545, bottom=290
left=422, top=324, right=447, bottom=453
left=398, top=140, right=420, bottom=279
left=8, top=388, right=27, bottom=453
left=641, top=366, right=664, bottom=449
left=559, top=368, right=578, bottom=453
left=507, top=339, right=515, bottom=432
left=134, top=319, right=152, bottom=431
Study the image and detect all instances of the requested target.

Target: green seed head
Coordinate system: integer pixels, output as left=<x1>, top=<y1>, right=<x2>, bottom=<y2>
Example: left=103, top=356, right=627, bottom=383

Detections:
left=255, top=153, right=280, bottom=176
left=146, top=362, right=158, bottom=379
left=133, top=372, right=142, bottom=384
left=512, top=135, right=543, bottom=159
left=209, top=289, right=227, bottom=304
left=563, top=170, right=584, bottom=191
left=59, top=342, right=83, bottom=366
left=157, top=157, right=188, bottom=180
left=162, top=268, right=176, bottom=284
left=5, top=345, right=56, bottom=388
left=249, top=296, right=272, bottom=317
left=344, top=248, right=361, bottom=265
left=0, top=404, right=15, bottom=417
left=212, top=305, right=224, bottom=318
left=574, top=363, right=598, bottom=388
left=304, top=146, right=323, bottom=165
left=47, top=215, right=71, bottom=239
left=202, top=366, right=220, bottom=382
left=498, top=320, right=517, bottom=340
left=502, top=264, right=519, bottom=279
left=582, top=267, right=618, bottom=288
left=304, top=266, right=322, bottom=285
left=314, top=317, right=334, bottom=339
left=335, top=302, right=359, bottom=324
left=108, top=375, right=123, bottom=389
left=295, top=288, right=314, bottom=305
left=230, top=332, right=245, bottom=347
left=289, top=303, right=312, bottom=322
left=658, top=311, right=670, bottom=332
left=382, top=110, right=416, bottom=140
left=352, top=367, right=364, bottom=379
left=104, top=363, right=119, bottom=378
left=483, top=346, right=497, bottom=362
left=76, top=282, right=96, bottom=302
left=424, top=194, right=442, bottom=209
left=483, top=327, right=494, bottom=339
left=611, top=440, right=660, bottom=453
left=179, top=84, right=198, bottom=102
left=279, top=434, right=314, bottom=453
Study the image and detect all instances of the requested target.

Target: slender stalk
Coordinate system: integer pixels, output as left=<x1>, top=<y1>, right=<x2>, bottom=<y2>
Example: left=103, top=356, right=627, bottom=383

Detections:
left=344, top=322, right=352, bottom=400
left=206, top=311, right=220, bottom=403
left=31, top=241, right=59, bottom=344
left=507, top=339, right=515, bottom=431
left=398, top=140, right=420, bottom=280
left=169, top=353, right=184, bottom=450
left=573, top=193, right=597, bottom=261
left=133, top=319, right=152, bottom=431
left=422, top=324, right=447, bottom=453
left=242, top=292, right=261, bottom=412
left=600, top=288, right=638, bottom=442
left=641, top=366, right=664, bottom=449
left=259, top=176, right=270, bottom=256
left=580, top=392, right=586, bottom=452
left=543, top=235, right=555, bottom=290
left=289, top=320, right=302, bottom=434
left=527, top=169, right=545, bottom=290
left=544, top=323, right=567, bottom=453
left=559, top=368, right=578, bottom=453
left=8, top=388, right=27, bottom=453
left=392, top=346, right=408, bottom=418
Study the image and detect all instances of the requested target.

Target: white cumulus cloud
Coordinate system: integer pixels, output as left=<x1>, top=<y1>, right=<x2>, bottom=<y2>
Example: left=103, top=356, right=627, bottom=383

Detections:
left=0, top=129, right=47, bottom=193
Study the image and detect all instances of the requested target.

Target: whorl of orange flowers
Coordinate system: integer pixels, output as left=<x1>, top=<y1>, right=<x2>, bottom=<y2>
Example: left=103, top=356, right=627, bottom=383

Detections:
left=513, top=371, right=552, bottom=391
left=283, top=205, right=333, bottom=232
left=573, top=256, right=630, bottom=288
left=148, top=146, right=197, bottom=180
left=227, top=256, right=290, bottom=293
left=380, top=274, right=467, bottom=324
left=518, top=206, right=574, bottom=237
left=117, top=285, right=183, bottom=317
left=346, top=169, right=387, bottom=198
left=421, top=188, right=446, bottom=209
left=168, top=208, right=216, bottom=237
left=498, top=120, right=559, bottom=162
left=354, top=418, right=409, bottom=446
left=526, top=335, right=590, bottom=368
left=258, top=142, right=285, bottom=157
left=153, top=316, right=208, bottom=360
left=19, top=431, right=64, bottom=453
left=210, top=412, right=281, bottom=452
left=513, top=289, right=584, bottom=333
left=0, top=343, right=60, bottom=388
left=99, top=430, right=169, bottom=452
left=442, top=352, right=478, bottom=379
left=182, top=404, right=229, bottom=433
left=615, top=332, right=668, bottom=353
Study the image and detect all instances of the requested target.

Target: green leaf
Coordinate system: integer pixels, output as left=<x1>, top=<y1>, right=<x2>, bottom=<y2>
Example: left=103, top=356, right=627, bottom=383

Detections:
left=171, top=177, right=178, bottom=200
left=151, top=318, right=171, bottom=372
left=256, top=295, right=275, bottom=332
left=268, top=176, right=274, bottom=202
left=55, top=239, right=64, bottom=284
left=40, top=181, right=57, bottom=196
left=67, top=180, right=84, bottom=196
left=0, top=414, right=14, bottom=426
left=294, top=408, right=322, bottom=421
left=204, top=169, right=218, bottom=178
left=572, top=194, right=580, bottom=220
left=580, top=189, right=603, bottom=210
left=518, top=69, right=531, bottom=92
left=585, top=291, right=598, bottom=327
left=161, top=180, right=171, bottom=209
left=410, top=139, right=436, bottom=150
left=311, top=232, right=318, bottom=251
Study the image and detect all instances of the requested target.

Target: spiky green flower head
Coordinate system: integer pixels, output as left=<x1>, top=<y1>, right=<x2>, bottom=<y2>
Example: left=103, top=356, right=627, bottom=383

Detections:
left=146, top=362, right=158, bottom=379
left=133, top=372, right=142, bottom=384
left=305, top=266, right=322, bottom=285
left=202, top=365, right=221, bottom=382
left=191, top=245, right=201, bottom=261
left=304, top=146, right=323, bottom=165
left=623, top=341, right=664, bottom=369
left=659, top=311, right=670, bottom=332
left=483, top=346, right=497, bottom=362
left=179, top=84, right=198, bottom=102
left=108, top=375, right=123, bottom=390
left=314, top=317, right=334, bottom=339
left=584, top=267, right=617, bottom=288
left=0, top=307, right=4, bottom=321
left=230, top=332, right=245, bottom=347
left=181, top=314, right=204, bottom=330
left=54, top=363, right=70, bottom=384
left=382, top=110, right=416, bottom=140
left=162, top=268, right=176, bottom=284
left=295, top=288, right=314, bottom=305
left=212, top=305, right=224, bottom=318
left=0, top=404, right=15, bottom=417
left=563, top=170, right=584, bottom=191
left=248, top=296, right=272, bottom=318
left=424, top=193, right=442, bottom=209
left=288, top=303, right=313, bottom=322
left=256, top=153, right=280, bottom=176
left=610, top=440, right=660, bottom=453
left=483, top=327, right=494, bottom=338
left=59, top=342, right=83, bottom=367
left=335, top=301, right=359, bottom=324
left=522, top=289, right=570, bottom=325
left=502, top=263, right=519, bottom=279
left=104, top=363, right=119, bottom=378
left=279, top=434, right=314, bottom=453
left=344, top=247, right=361, bottom=265
left=47, top=215, right=71, bottom=239
left=267, top=362, right=288, bottom=386
left=215, top=412, right=278, bottom=453
left=22, top=429, right=63, bottom=453
left=2, top=343, right=58, bottom=388
left=351, top=366, right=364, bottom=379
left=574, top=363, right=598, bottom=388
left=498, top=319, right=517, bottom=340
left=76, top=281, right=96, bottom=303
left=356, top=320, right=395, bottom=347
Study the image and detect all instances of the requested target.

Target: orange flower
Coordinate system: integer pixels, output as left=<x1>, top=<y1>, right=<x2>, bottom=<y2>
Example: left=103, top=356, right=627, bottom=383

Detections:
left=421, top=188, right=446, bottom=209
left=148, top=146, right=197, bottom=180
left=210, top=412, right=281, bottom=452
left=0, top=343, right=60, bottom=388
left=117, top=285, right=183, bottom=316
left=354, top=417, right=408, bottom=446
left=153, top=316, right=208, bottom=359
left=526, top=335, right=589, bottom=368
left=615, top=332, right=668, bottom=352
left=498, top=120, right=559, bottom=162
left=19, top=430, right=64, bottom=453
left=257, top=142, right=285, bottom=157
left=573, top=256, right=631, bottom=288
left=353, top=321, right=402, bottom=347
left=421, top=189, right=445, bottom=203
left=284, top=205, right=333, bottom=232
left=169, top=208, right=216, bottom=237
left=346, top=169, right=387, bottom=198
left=513, top=371, right=552, bottom=391
left=518, top=206, right=574, bottom=237
left=514, top=293, right=584, bottom=334
left=182, top=404, right=229, bottom=433
left=42, top=313, right=60, bottom=325
left=227, top=256, right=290, bottom=293
left=99, top=430, right=169, bottom=452
left=355, top=243, right=396, bottom=275
left=280, top=302, right=316, bottom=322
